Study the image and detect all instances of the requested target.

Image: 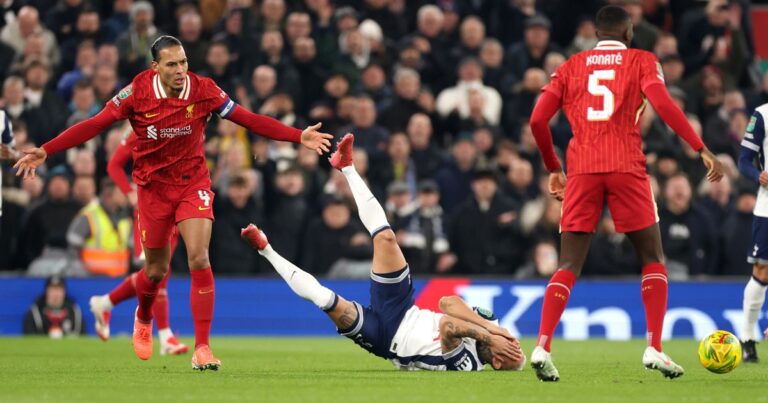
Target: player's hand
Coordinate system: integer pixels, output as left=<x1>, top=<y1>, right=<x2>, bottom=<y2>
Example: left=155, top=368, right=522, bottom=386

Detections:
left=300, top=122, right=333, bottom=155
left=127, top=190, right=138, bottom=208
left=548, top=170, right=566, bottom=201
left=13, top=146, right=48, bottom=179
left=759, top=172, right=768, bottom=187
left=700, top=148, right=724, bottom=182
left=489, top=334, right=523, bottom=363
left=487, top=324, right=516, bottom=342
left=0, top=144, right=21, bottom=161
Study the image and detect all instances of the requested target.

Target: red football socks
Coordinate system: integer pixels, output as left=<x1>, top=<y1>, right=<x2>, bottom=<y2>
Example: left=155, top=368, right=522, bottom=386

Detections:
left=135, top=270, right=159, bottom=323
left=641, top=263, right=668, bottom=351
left=190, top=267, right=215, bottom=348
left=536, top=269, right=577, bottom=352
left=153, top=269, right=172, bottom=330
left=109, top=272, right=138, bottom=305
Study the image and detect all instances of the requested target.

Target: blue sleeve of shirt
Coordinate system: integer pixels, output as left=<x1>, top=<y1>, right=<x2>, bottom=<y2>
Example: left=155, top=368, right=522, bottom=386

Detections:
left=738, top=111, right=765, bottom=184
left=0, top=110, right=14, bottom=147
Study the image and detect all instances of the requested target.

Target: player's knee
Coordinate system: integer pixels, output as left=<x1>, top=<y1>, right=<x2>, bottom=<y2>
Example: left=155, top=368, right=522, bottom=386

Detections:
left=754, top=264, right=768, bottom=283
left=145, top=265, right=167, bottom=282
left=373, top=228, right=396, bottom=246
left=187, top=250, right=210, bottom=270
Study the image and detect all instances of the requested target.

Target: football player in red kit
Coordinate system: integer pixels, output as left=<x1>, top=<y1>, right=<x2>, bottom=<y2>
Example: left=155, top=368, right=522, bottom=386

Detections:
left=89, top=130, right=188, bottom=356
left=528, top=6, right=723, bottom=381
left=15, top=36, right=333, bottom=370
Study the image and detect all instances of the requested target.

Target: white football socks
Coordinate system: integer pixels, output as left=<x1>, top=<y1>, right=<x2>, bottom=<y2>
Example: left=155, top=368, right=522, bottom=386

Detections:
left=259, top=245, right=336, bottom=311
left=341, top=165, right=389, bottom=236
left=742, top=276, right=767, bottom=341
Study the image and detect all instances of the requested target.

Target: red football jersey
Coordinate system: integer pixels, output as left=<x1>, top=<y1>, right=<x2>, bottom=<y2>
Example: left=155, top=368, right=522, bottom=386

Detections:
left=106, top=70, right=235, bottom=186
left=543, top=40, right=665, bottom=175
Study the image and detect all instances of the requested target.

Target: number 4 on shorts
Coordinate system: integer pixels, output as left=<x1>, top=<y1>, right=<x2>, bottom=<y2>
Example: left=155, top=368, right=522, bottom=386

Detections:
left=198, top=190, right=211, bottom=207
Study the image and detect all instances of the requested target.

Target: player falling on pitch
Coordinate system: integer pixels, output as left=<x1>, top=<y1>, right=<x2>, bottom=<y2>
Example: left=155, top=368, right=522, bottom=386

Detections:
left=528, top=5, right=723, bottom=381
left=89, top=130, right=187, bottom=355
left=242, top=134, right=524, bottom=371
left=14, top=35, right=333, bottom=370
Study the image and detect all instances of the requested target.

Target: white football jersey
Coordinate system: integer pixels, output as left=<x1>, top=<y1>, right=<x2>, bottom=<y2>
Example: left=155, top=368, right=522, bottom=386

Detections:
left=0, top=110, right=14, bottom=218
left=741, top=104, right=768, bottom=217
left=388, top=306, right=483, bottom=371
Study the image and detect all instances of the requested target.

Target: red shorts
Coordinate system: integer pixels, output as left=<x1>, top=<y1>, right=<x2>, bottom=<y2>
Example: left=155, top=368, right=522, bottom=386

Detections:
left=131, top=210, right=180, bottom=258
left=136, top=179, right=215, bottom=249
left=560, top=171, right=658, bottom=233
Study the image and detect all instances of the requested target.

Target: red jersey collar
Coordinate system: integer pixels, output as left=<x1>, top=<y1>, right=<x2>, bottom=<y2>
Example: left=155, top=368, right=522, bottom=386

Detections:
left=152, top=73, right=191, bottom=100
left=594, top=40, right=627, bottom=50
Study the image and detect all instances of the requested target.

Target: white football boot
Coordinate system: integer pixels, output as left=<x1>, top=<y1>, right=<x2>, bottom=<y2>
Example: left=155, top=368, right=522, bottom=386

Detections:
left=89, top=295, right=112, bottom=341
left=642, top=347, right=684, bottom=379
left=531, top=346, right=560, bottom=382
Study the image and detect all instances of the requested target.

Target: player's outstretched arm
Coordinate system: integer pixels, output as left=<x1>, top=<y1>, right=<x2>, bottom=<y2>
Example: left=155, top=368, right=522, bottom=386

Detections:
left=225, top=104, right=332, bottom=155
left=439, top=296, right=515, bottom=340
left=643, top=83, right=723, bottom=182
left=737, top=111, right=768, bottom=186
left=14, top=109, right=118, bottom=179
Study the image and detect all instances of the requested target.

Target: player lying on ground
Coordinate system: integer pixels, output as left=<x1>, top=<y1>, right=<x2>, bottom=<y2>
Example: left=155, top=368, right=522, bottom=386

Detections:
left=528, top=5, right=723, bottom=381
left=89, top=130, right=187, bottom=355
left=736, top=102, right=768, bottom=362
left=14, top=35, right=334, bottom=371
left=242, top=134, right=524, bottom=371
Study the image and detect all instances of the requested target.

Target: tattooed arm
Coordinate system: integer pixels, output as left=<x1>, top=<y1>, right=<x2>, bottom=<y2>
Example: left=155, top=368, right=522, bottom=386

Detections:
left=439, top=295, right=514, bottom=340
left=438, top=315, right=522, bottom=365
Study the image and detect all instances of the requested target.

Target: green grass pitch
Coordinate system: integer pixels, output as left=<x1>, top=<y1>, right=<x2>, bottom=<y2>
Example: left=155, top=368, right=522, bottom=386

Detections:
left=1, top=337, right=766, bottom=403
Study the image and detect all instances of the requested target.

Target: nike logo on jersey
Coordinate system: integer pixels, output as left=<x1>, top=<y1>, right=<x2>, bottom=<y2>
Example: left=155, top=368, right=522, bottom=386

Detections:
left=145, top=112, right=160, bottom=118
left=198, top=206, right=211, bottom=211
left=198, top=288, right=214, bottom=294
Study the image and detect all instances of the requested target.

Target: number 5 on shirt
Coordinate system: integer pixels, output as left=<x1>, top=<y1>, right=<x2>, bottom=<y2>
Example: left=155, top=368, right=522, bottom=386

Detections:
left=587, top=69, right=616, bottom=121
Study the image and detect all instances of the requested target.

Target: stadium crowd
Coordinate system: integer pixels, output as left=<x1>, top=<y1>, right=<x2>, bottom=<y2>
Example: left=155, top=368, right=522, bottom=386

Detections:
left=0, top=0, right=764, bottom=279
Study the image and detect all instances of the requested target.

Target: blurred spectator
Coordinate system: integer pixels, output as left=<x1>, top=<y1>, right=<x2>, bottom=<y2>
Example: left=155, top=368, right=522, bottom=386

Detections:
left=1, top=76, right=28, bottom=122
left=338, top=95, right=389, bottom=159
left=566, top=18, right=598, bottom=56
left=65, top=80, right=98, bottom=126
left=450, top=16, right=485, bottom=63
left=178, top=11, right=208, bottom=72
left=292, top=37, right=327, bottom=116
left=479, top=38, right=506, bottom=90
left=248, top=65, right=278, bottom=113
left=720, top=184, right=756, bottom=276
left=505, top=15, right=558, bottom=85
left=70, top=175, right=95, bottom=206
left=92, top=65, right=119, bottom=105
left=23, top=276, right=84, bottom=337
left=678, top=0, right=749, bottom=83
left=370, top=132, right=417, bottom=198
left=255, top=30, right=300, bottom=99
left=259, top=0, right=286, bottom=33
left=66, top=178, right=130, bottom=277
left=23, top=166, right=82, bottom=276
left=583, top=214, right=640, bottom=277
left=58, top=7, right=103, bottom=72
left=358, top=63, right=392, bottom=111
left=624, top=0, right=660, bottom=52
left=285, top=11, right=311, bottom=46
left=23, top=60, right=68, bottom=147
left=378, top=67, right=422, bottom=133
left=448, top=169, right=525, bottom=275
left=302, top=195, right=372, bottom=274
left=407, top=113, right=444, bottom=181
left=116, top=1, right=161, bottom=78
left=435, top=136, right=476, bottom=214
left=395, top=180, right=450, bottom=274
left=0, top=40, right=13, bottom=83
left=658, top=173, right=719, bottom=278
left=211, top=172, right=264, bottom=275
left=515, top=240, right=558, bottom=279
left=58, top=42, right=97, bottom=101
left=45, top=0, right=84, bottom=43
left=699, top=172, right=733, bottom=227
left=703, top=90, right=746, bottom=159
left=200, top=41, right=237, bottom=98
left=104, top=0, right=132, bottom=42
left=504, top=68, right=547, bottom=134
left=436, top=57, right=502, bottom=127
left=265, top=165, right=308, bottom=263
left=1, top=6, right=60, bottom=66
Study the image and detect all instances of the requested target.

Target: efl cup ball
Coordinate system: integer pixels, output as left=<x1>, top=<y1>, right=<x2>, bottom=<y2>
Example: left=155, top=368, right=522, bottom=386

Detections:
left=698, top=330, right=742, bottom=374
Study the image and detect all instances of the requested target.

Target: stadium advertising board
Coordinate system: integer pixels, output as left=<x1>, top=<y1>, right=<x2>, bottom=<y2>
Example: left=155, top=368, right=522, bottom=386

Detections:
left=0, top=278, right=763, bottom=338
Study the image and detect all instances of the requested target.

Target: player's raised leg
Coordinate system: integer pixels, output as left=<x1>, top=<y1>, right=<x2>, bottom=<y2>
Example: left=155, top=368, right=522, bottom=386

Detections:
left=177, top=217, right=220, bottom=370
left=240, top=225, right=354, bottom=329
left=89, top=272, right=138, bottom=341
left=741, top=264, right=768, bottom=362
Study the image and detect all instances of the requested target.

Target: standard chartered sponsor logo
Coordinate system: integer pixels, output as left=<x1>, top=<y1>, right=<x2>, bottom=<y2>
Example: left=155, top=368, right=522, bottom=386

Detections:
left=146, top=124, right=193, bottom=140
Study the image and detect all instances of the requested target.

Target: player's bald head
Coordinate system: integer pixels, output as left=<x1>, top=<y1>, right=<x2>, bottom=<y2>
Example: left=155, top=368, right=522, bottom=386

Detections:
left=595, top=5, right=633, bottom=44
